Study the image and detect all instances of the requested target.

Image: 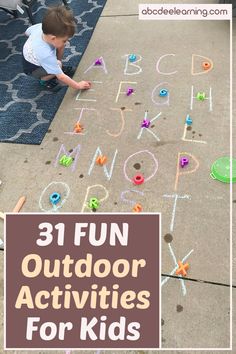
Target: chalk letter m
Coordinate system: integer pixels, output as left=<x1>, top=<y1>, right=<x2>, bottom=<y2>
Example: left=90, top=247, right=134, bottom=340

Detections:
left=54, top=144, right=81, bottom=172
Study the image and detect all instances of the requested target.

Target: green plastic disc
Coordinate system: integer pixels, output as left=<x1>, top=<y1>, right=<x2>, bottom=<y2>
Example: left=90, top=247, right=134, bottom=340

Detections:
left=210, top=157, right=236, bottom=183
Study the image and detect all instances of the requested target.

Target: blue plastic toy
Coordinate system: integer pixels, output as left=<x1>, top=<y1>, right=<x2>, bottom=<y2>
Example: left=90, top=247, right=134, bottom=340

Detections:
left=49, top=192, right=61, bottom=205
left=185, top=115, right=192, bottom=126
left=159, top=89, right=168, bottom=97
left=129, top=54, right=137, bottom=62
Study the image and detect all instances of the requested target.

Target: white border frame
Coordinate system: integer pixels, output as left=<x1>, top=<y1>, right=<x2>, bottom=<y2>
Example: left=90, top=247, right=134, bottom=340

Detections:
left=4, top=212, right=161, bottom=350
left=3, top=4, right=232, bottom=351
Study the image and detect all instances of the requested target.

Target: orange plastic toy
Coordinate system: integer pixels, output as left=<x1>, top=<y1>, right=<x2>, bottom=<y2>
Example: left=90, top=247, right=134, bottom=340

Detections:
left=74, top=123, right=83, bottom=133
left=96, top=155, right=107, bottom=165
left=132, top=203, right=142, bottom=212
left=176, top=261, right=189, bottom=277
left=202, top=61, right=211, bottom=70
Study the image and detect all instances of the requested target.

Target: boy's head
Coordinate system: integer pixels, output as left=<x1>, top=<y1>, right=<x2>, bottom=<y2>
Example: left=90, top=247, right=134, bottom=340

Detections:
left=42, top=6, right=76, bottom=48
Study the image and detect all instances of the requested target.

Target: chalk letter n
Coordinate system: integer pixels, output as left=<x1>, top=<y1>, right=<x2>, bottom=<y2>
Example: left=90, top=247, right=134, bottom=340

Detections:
left=88, top=147, right=118, bottom=181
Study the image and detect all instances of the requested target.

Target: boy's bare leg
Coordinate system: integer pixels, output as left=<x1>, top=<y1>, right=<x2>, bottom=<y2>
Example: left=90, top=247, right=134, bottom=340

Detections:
left=40, top=74, right=56, bottom=81
left=40, top=61, right=62, bottom=81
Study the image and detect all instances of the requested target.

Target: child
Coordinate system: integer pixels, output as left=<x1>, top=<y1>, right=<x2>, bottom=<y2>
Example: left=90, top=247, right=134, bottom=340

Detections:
left=22, top=5, right=91, bottom=92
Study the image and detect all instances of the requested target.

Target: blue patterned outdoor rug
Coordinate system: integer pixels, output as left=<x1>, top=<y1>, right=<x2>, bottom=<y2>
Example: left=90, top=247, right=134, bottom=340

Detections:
left=0, top=0, right=106, bottom=144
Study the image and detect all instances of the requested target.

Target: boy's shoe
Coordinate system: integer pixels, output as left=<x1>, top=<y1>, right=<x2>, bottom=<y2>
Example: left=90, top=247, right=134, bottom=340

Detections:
left=39, top=78, right=63, bottom=92
left=62, top=65, right=76, bottom=78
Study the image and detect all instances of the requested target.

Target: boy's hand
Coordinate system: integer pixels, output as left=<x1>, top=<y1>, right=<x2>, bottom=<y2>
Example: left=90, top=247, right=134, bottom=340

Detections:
left=56, top=73, right=91, bottom=90
left=76, top=81, right=91, bottom=90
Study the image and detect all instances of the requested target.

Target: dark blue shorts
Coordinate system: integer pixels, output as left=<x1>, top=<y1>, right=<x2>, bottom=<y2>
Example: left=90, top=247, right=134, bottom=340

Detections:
left=22, top=56, right=47, bottom=79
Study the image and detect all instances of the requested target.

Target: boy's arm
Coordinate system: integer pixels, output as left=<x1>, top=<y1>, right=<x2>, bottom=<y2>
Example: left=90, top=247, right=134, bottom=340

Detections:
left=56, top=46, right=65, bottom=61
left=56, top=72, right=91, bottom=90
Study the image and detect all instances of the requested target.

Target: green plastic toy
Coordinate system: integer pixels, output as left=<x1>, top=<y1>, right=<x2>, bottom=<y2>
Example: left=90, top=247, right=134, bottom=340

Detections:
left=196, top=92, right=206, bottom=101
left=59, top=155, right=73, bottom=167
left=210, top=157, right=236, bottom=183
left=88, top=197, right=100, bottom=209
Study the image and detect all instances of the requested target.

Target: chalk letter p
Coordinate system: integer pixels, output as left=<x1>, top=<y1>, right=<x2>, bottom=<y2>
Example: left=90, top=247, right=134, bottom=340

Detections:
left=174, top=152, right=200, bottom=191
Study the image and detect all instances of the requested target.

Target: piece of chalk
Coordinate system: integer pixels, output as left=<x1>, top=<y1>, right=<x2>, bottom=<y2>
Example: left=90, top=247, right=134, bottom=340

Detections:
left=12, top=196, right=26, bottom=212
left=0, top=212, right=5, bottom=220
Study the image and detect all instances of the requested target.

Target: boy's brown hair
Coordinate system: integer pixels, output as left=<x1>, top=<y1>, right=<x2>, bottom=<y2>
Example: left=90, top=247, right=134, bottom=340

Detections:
left=42, top=5, right=76, bottom=37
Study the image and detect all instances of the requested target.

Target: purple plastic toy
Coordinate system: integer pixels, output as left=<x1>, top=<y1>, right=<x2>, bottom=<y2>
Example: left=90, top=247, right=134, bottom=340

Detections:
left=141, top=119, right=151, bottom=128
left=126, top=88, right=134, bottom=96
left=94, top=58, right=102, bottom=65
left=180, top=157, right=189, bottom=168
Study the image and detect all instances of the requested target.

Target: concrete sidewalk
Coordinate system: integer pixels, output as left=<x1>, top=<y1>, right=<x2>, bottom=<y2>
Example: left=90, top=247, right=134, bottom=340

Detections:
left=0, top=0, right=235, bottom=352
